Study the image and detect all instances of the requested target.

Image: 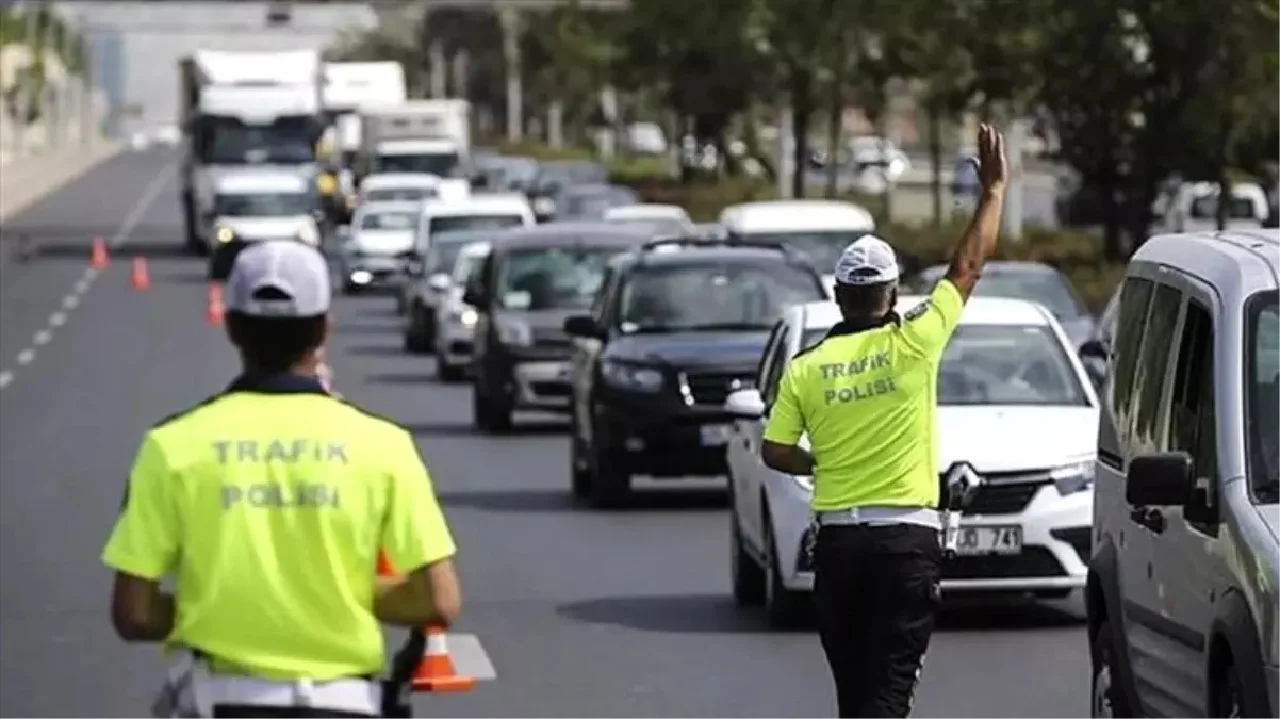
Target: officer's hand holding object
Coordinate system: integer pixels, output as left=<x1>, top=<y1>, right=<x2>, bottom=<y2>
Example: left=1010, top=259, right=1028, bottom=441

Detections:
left=970, top=124, right=1008, bottom=192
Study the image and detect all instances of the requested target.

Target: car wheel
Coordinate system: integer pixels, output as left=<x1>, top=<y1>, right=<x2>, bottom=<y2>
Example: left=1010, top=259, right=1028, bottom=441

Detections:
left=394, top=292, right=407, bottom=315
left=404, top=306, right=428, bottom=354
left=731, top=497, right=765, bottom=606
left=343, top=280, right=361, bottom=296
left=762, top=507, right=806, bottom=628
left=588, top=426, right=630, bottom=509
left=1091, top=619, right=1133, bottom=718
left=437, top=350, right=465, bottom=382
left=472, top=375, right=513, bottom=434
left=1210, top=658, right=1250, bottom=719
left=569, top=410, right=590, bottom=499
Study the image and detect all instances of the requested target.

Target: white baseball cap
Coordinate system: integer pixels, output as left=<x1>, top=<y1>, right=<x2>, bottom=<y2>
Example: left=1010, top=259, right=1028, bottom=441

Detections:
left=833, top=234, right=901, bottom=286
left=226, top=241, right=331, bottom=317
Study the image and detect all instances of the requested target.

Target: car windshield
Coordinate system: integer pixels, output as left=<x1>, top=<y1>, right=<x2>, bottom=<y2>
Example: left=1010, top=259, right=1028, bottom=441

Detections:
left=428, top=214, right=526, bottom=234
left=203, top=122, right=315, bottom=165
left=619, top=261, right=825, bottom=332
left=495, top=246, right=621, bottom=311
left=452, top=250, right=488, bottom=285
left=214, top=192, right=312, bottom=217
left=425, top=236, right=475, bottom=274
left=1190, top=194, right=1257, bottom=220
left=610, top=217, right=689, bottom=235
left=364, top=188, right=435, bottom=203
left=374, top=152, right=460, bottom=177
left=917, top=265, right=1087, bottom=320
left=1246, top=291, right=1279, bottom=502
left=359, top=211, right=418, bottom=231
left=737, top=230, right=870, bottom=272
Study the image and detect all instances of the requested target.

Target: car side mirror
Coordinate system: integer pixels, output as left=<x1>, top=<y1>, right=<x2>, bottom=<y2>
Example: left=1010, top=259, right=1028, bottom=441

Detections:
left=563, top=314, right=605, bottom=340
left=1079, top=339, right=1108, bottom=360
left=1126, top=452, right=1192, bottom=507
left=427, top=273, right=451, bottom=292
left=724, top=388, right=765, bottom=419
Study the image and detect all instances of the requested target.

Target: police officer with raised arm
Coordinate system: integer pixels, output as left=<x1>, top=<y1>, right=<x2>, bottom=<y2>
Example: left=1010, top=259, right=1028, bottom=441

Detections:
left=102, top=240, right=461, bottom=718
left=760, top=125, right=1007, bottom=718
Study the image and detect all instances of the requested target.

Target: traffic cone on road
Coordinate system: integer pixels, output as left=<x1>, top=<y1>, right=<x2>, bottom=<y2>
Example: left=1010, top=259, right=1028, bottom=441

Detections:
left=130, top=257, right=150, bottom=291
left=90, top=236, right=108, bottom=269
left=410, top=626, right=476, bottom=693
left=206, top=283, right=224, bottom=326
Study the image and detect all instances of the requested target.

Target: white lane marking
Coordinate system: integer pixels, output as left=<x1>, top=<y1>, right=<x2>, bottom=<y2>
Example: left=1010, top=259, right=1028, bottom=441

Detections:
left=0, top=162, right=171, bottom=393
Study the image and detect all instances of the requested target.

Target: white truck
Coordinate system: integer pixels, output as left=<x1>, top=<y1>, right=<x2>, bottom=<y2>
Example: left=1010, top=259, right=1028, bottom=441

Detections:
left=323, top=62, right=407, bottom=206
left=359, top=100, right=471, bottom=183
left=178, top=49, right=326, bottom=255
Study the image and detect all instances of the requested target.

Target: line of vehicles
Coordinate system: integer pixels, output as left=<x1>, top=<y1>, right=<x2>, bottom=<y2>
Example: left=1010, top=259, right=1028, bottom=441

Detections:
left=165, top=55, right=1278, bottom=712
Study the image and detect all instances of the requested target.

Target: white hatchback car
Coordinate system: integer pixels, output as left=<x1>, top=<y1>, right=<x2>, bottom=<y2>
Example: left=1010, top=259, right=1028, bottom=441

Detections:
left=726, top=296, right=1101, bottom=626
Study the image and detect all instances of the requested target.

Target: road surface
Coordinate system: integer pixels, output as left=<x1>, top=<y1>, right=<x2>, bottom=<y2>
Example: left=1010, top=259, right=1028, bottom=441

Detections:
left=0, top=148, right=1089, bottom=717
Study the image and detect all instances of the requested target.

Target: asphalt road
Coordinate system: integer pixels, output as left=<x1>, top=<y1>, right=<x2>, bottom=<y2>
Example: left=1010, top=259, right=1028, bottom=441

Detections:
left=0, top=147, right=1089, bottom=717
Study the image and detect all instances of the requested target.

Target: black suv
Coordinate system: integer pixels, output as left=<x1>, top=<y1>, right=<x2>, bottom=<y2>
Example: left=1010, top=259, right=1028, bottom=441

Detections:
left=562, top=238, right=829, bottom=507
left=462, top=222, right=656, bottom=432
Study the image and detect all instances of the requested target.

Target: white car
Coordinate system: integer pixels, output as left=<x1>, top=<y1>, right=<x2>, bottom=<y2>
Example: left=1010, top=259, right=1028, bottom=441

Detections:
left=432, top=240, right=491, bottom=381
left=416, top=193, right=534, bottom=247
left=603, top=203, right=694, bottom=235
left=725, top=295, right=1100, bottom=627
left=718, top=199, right=876, bottom=294
left=339, top=201, right=421, bottom=293
left=207, top=169, right=323, bottom=280
left=357, top=173, right=442, bottom=206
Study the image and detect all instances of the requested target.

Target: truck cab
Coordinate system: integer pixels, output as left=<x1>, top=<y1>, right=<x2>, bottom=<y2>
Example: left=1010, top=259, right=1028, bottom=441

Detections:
left=207, top=169, right=323, bottom=280
left=322, top=61, right=408, bottom=224
left=359, top=100, right=472, bottom=185
left=180, top=49, right=326, bottom=256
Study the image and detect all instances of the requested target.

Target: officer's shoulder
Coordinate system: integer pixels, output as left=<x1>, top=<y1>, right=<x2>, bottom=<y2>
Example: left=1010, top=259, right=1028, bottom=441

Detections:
left=334, top=397, right=410, bottom=435
left=792, top=340, right=825, bottom=362
left=150, top=392, right=230, bottom=431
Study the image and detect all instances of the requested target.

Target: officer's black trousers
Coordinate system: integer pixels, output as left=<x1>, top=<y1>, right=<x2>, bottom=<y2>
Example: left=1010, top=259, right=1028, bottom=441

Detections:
left=813, top=523, right=943, bottom=718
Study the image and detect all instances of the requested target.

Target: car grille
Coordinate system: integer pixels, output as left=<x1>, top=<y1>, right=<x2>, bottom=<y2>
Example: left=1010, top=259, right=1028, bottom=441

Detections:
left=942, top=547, right=1065, bottom=579
left=956, top=470, right=1053, bottom=515
left=531, top=326, right=572, bottom=352
left=680, top=372, right=754, bottom=406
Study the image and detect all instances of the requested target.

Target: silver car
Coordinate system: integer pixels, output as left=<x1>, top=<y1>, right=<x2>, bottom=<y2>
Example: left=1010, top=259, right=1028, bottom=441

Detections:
left=402, top=228, right=494, bottom=356
left=339, top=201, right=421, bottom=294
left=432, top=240, right=491, bottom=381
left=1086, top=228, right=1278, bottom=718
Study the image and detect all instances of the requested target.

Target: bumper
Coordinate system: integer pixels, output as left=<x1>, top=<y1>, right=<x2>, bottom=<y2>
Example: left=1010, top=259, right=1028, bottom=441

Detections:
left=510, top=359, right=573, bottom=411
left=769, top=475, right=1092, bottom=594
left=596, top=391, right=736, bottom=478
left=436, top=318, right=476, bottom=366
left=341, top=255, right=408, bottom=289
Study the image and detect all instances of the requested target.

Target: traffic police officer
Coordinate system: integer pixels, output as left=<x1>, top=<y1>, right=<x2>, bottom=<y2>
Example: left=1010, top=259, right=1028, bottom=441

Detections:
left=102, top=240, right=461, bottom=718
left=760, top=125, right=1007, bottom=718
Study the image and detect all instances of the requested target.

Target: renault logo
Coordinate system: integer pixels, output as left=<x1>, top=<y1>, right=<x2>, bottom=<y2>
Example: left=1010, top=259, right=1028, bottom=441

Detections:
left=943, top=461, right=985, bottom=492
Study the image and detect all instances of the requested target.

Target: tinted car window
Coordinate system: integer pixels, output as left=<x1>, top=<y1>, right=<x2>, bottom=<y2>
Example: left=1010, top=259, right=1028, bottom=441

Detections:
left=916, top=264, right=1087, bottom=320
left=214, top=192, right=313, bottom=217
left=364, top=188, right=435, bottom=203
left=1111, top=277, right=1155, bottom=440
left=428, top=214, right=526, bottom=234
left=359, top=211, right=419, bottom=231
left=762, top=327, right=791, bottom=406
left=1247, top=291, right=1279, bottom=499
left=937, top=325, right=1089, bottom=406
left=1168, top=300, right=1217, bottom=509
left=617, top=261, right=825, bottom=332
left=1129, top=283, right=1182, bottom=453
left=737, top=230, right=870, bottom=272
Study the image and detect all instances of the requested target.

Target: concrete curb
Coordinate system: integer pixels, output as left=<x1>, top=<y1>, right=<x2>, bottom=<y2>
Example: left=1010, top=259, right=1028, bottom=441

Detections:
left=0, top=142, right=126, bottom=223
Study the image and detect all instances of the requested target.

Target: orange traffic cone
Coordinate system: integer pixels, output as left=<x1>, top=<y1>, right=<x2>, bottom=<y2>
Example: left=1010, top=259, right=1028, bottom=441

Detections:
left=410, top=625, right=476, bottom=693
left=206, top=283, right=224, bottom=326
left=90, top=236, right=108, bottom=269
left=130, top=257, right=150, bottom=291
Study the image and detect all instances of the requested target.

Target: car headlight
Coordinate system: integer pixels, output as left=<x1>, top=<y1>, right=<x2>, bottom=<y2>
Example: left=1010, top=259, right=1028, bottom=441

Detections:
left=494, top=316, right=532, bottom=346
left=215, top=226, right=236, bottom=244
left=534, top=197, right=556, bottom=215
left=296, top=224, right=319, bottom=245
left=459, top=308, right=478, bottom=327
left=601, top=360, right=664, bottom=393
left=1051, top=460, right=1096, bottom=496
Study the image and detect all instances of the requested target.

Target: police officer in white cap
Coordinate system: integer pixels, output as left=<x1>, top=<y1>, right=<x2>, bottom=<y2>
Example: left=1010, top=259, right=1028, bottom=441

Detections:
left=760, top=125, right=1007, bottom=717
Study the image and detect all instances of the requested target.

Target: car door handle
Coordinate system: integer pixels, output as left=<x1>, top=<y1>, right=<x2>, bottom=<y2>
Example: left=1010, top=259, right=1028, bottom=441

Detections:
left=1129, top=507, right=1166, bottom=534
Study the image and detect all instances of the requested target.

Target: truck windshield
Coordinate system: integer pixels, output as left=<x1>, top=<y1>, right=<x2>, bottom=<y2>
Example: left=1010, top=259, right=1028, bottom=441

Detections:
left=215, top=193, right=313, bottom=217
left=1246, top=290, right=1279, bottom=502
left=375, top=152, right=460, bottom=177
left=202, top=121, right=316, bottom=165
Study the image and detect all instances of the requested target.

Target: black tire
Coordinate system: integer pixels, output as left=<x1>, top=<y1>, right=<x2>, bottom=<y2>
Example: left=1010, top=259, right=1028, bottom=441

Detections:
left=437, top=355, right=465, bottom=382
left=588, top=429, right=630, bottom=509
left=1091, top=619, right=1134, bottom=717
left=342, top=280, right=361, bottom=296
left=731, top=499, right=765, bottom=606
left=404, top=306, right=429, bottom=354
left=1210, top=657, right=1255, bottom=719
left=762, top=509, right=806, bottom=628
left=472, top=376, right=513, bottom=434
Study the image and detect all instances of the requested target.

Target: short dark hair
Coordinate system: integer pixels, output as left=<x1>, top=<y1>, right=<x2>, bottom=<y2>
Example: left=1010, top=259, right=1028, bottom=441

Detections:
left=834, top=280, right=896, bottom=317
left=226, top=312, right=327, bottom=374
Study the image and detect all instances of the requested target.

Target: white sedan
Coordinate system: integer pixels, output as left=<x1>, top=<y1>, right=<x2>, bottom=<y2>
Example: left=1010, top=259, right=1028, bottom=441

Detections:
left=603, top=203, right=694, bottom=235
left=725, top=295, right=1100, bottom=627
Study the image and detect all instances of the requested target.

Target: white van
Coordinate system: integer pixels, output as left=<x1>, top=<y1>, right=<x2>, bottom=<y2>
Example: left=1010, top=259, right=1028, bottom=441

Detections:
left=358, top=173, right=442, bottom=206
left=719, top=199, right=875, bottom=291
left=208, top=169, right=321, bottom=280
left=416, top=194, right=535, bottom=247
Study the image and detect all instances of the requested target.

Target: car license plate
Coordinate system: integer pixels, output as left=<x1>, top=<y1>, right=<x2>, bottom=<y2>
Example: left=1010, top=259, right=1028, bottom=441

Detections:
left=954, top=525, right=1022, bottom=556
left=699, top=424, right=732, bottom=446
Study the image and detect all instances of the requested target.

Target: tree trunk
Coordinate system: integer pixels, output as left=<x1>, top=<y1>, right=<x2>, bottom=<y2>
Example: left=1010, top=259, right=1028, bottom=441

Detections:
left=871, top=106, right=893, bottom=222
left=928, top=101, right=943, bottom=229
left=790, top=68, right=812, bottom=200
left=824, top=64, right=845, bottom=198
